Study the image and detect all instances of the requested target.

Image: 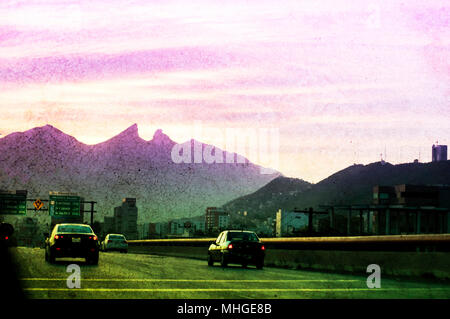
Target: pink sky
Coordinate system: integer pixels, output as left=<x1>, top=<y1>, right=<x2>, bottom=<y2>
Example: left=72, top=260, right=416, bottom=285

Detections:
left=0, top=0, right=449, bottom=182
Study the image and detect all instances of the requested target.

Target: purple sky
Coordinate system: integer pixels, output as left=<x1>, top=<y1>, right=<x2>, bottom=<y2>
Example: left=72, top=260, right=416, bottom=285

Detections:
left=0, top=0, right=449, bottom=182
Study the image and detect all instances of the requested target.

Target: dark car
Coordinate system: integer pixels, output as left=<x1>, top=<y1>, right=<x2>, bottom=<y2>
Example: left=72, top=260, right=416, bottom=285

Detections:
left=44, top=223, right=99, bottom=265
left=0, top=223, right=14, bottom=247
left=207, top=230, right=265, bottom=269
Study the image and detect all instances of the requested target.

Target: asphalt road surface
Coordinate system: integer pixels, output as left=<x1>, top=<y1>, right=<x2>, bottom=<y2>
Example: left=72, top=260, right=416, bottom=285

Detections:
left=9, top=247, right=450, bottom=299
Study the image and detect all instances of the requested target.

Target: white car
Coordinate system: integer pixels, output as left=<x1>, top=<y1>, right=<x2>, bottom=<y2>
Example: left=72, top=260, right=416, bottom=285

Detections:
left=101, top=234, right=128, bottom=253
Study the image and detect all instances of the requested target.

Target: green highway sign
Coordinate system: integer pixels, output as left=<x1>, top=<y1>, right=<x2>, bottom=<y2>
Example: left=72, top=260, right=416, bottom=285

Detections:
left=49, top=194, right=81, bottom=217
left=0, top=193, right=27, bottom=215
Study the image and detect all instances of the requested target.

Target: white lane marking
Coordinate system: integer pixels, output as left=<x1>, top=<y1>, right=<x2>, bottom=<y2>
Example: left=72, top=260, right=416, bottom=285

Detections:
left=20, top=278, right=360, bottom=282
left=23, top=287, right=450, bottom=292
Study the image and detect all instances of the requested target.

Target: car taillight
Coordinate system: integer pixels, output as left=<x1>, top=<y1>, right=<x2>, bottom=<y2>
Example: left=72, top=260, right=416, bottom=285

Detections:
left=55, top=235, right=64, bottom=240
left=261, top=245, right=265, bottom=251
left=227, top=244, right=233, bottom=249
left=5, top=236, right=8, bottom=240
left=93, top=236, right=98, bottom=241
left=89, top=236, right=98, bottom=241
left=54, top=235, right=59, bottom=240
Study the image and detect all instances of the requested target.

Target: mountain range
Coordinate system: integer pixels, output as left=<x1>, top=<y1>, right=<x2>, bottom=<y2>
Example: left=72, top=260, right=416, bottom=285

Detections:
left=0, top=124, right=279, bottom=222
left=223, top=160, right=450, bottom=223
left=2, top=124, right=449, bottom=227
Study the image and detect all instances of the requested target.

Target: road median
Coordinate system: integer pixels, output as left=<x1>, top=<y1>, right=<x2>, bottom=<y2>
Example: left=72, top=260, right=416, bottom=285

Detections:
left=128, top=235, right=450, bottom=280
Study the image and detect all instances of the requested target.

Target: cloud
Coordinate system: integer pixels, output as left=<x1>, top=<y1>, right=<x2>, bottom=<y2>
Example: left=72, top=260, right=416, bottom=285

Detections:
left=0, top=47, right=243, bottom=86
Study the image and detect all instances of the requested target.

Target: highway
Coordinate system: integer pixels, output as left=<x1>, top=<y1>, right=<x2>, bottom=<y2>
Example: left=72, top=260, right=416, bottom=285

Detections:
left=9, top=247, right=450, bottom=299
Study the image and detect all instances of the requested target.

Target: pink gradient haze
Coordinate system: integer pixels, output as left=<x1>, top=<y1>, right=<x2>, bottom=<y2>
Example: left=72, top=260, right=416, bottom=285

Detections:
left=0, top=0, right=449, bottom=182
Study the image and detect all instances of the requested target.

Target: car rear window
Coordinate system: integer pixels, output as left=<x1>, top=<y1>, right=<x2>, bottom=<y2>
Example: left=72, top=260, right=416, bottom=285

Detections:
left=109, top=235, right=125, bottom=239
left=227, top=232, right=259, bottom=242
left=57, top=225, right=93, bottom=234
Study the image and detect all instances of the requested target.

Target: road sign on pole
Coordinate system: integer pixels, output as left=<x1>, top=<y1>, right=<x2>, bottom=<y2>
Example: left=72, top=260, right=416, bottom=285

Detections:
left=49, top=193, right=81, bottom=217
left=0, top=191, right=27, bottom=215
left=33, top=199, right=44, bottom=211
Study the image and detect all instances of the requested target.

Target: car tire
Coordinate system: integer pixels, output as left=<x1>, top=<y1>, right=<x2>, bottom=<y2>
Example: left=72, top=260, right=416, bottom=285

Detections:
left=48, top=249, right=55, bottom=264
left=220, top=254, right=228, bottom=268
left=256, top=260, right=264, bottom=270
left=207, top=254, right=214, bottom=266
left=88, top=253, right=99, bottom=265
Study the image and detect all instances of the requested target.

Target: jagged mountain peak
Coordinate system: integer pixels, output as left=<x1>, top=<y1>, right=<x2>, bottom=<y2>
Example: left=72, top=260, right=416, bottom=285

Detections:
left=97, top=123, right=146, bottom=146
left=150, top=129, right=174, bottom=146
left=116, top=123, right=139, bottom=139
left=1, top=124, right=81, bottom=147
left=0, top=124, right=280, bottom=221
left=28, top=124, right=65, bottom=136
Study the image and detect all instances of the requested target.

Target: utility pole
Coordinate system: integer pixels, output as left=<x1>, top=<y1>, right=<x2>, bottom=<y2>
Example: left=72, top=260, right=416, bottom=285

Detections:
left=243, top=211, right=247, bottom=229
left=308, top=207, right=313, bottom=235
left=81, top=201, right=97, bottom=226
left=90, top=201, right=95, bottom=225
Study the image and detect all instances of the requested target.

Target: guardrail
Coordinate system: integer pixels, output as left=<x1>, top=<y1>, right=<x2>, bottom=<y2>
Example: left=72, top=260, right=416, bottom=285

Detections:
left=127, top=234, right=450, bottom=279
left=262, top=234, right=450, bottom=243
left=129, top=238, right=216, bottom=245
left=128, top=234, right=450, bottom=251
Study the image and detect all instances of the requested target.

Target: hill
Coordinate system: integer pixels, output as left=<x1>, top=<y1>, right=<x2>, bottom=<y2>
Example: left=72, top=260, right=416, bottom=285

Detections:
left=223, top=176, right=312, bottom=219
left=222, top=160, right=450, bottom=222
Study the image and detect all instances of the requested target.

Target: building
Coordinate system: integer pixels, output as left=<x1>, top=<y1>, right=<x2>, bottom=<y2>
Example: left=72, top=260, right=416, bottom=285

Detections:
left=275, top=209, right=308, bottom=237
left=255, top=217, right=276, bottom=237
left=373, top=184, right=448, bottom=207
left=147, top=222, right=169, bottom=238
left=169, top=217, right=191, bottom=236
left=191, top=217, right=206, bottom=234
left=369, top=184, right=450, bottom=235
left=113, top=198, right=138, bottom=240
left=432, top=144, right=447, bottom=162
left=100, top=216, right=116, bottom=239
left=168, top=216, right=206, bottom=237
left=373, top=186, right=397, bottom=205
left=205, top=207, right=229, bottom=233
left=395, top=184, right=441, bottom=206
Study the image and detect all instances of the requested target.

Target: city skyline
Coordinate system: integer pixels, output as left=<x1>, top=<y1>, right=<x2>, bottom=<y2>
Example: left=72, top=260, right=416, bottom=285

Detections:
left=1, top=0, right=449, bottom=182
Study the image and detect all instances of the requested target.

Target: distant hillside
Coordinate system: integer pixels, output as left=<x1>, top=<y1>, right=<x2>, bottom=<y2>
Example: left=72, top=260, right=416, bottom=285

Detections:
left=223, top=176, right=312, bottom=222
left=223, top=160, right=450, bottom=222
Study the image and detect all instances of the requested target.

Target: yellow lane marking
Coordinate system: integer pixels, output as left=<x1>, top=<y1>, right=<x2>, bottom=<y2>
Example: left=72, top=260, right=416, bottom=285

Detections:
left=20, top=278, right=360, bottom=282
left=23, top=288, right=450, bottom=292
